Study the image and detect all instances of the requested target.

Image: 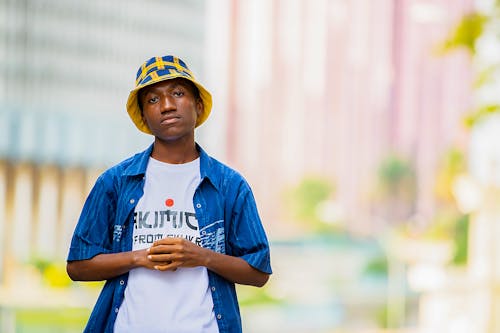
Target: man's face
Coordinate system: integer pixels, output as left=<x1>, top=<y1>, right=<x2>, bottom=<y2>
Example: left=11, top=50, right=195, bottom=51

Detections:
left=139, top=78, right=203, bottom=143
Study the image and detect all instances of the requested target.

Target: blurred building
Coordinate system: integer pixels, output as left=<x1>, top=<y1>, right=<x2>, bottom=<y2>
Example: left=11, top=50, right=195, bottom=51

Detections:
left=205, top=0, right=474, bottom=235
left=0, top=0, right=208, bottom=281
left=0, top=0, right=492, bottom=332
left=0, top=0, right=476, bottom=285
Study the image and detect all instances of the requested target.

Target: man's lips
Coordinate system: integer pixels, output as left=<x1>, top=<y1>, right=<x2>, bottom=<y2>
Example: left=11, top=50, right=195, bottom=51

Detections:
left=160, top=117, right=180, bottom=125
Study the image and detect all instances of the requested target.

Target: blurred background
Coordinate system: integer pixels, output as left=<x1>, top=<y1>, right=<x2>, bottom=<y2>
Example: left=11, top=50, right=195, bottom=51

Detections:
left=1, top=0, right=500, bottom=332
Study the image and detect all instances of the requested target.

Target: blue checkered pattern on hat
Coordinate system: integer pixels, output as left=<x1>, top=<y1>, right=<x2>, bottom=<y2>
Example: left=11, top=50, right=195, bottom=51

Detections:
left=135, top=55, right=195, bottom=87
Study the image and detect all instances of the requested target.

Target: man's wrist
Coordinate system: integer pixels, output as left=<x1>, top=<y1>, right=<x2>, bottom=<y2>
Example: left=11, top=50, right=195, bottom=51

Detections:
left=131, top=249, right=146, bottom=268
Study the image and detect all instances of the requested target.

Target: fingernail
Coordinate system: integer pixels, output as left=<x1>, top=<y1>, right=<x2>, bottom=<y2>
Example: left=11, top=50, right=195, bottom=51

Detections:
left=148, top=255, right=152, bottom=260
left=154, top=265, right=159, bottom=270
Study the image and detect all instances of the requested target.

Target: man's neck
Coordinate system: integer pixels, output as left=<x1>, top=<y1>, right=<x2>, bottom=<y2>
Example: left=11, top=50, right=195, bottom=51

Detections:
left=151, top=138, right=199, bottom=164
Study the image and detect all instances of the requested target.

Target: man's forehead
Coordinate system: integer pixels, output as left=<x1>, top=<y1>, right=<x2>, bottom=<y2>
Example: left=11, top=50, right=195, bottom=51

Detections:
left=143, top=78, right=192, bottom=93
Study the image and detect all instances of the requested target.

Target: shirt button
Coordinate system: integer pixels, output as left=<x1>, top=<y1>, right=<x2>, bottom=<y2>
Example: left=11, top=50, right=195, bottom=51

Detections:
left=196, top=203, right=201, bottom=208
left=115, top=308, right=119, bottom=314
left=120, top=280, right=125, bottom=285
left=216, top=314, right=222, bottom=320
left=130, top=199, right=135, bottom=204
left=211, top=286, right=216, bottom=291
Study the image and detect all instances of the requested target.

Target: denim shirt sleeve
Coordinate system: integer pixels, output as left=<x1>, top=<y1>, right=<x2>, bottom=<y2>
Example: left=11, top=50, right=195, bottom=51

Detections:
left=67, top=171, right=117, bottom=261
left=225, top=175, right=272, bottom=274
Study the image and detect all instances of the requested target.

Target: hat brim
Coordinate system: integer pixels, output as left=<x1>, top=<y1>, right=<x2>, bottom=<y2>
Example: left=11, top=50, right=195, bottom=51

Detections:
left=126, top=74, right=212, bottom=135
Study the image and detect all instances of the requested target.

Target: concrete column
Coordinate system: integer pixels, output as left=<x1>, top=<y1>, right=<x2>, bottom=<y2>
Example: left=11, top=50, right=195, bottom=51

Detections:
left=0, top=161, right=7, bottom=283
left=35, top=166, right=60, bottom=259
left=58, top=168, right=85, bottom=259
left=10, top=163, right=34, bottom=263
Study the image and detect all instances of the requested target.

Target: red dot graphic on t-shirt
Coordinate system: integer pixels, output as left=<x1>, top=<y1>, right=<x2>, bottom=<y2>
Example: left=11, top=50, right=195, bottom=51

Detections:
left=165, top=198, right=174, bottom=207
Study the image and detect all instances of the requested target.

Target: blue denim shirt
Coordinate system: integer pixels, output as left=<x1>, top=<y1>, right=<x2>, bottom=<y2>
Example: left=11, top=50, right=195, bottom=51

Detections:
left=67, top=144, right=272, bottom=333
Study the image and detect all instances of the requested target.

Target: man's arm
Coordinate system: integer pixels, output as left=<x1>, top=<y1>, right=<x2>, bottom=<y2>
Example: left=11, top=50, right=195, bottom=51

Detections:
left=68, top=238, right=270, bottom=287
left=147, top=237, right=270, bottom=287
left=66, top=249, right=152, bottom=281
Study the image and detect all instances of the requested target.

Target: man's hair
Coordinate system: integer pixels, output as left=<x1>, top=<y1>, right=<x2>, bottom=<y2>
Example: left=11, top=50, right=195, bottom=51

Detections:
left=138, top=78, right=201, bottom=112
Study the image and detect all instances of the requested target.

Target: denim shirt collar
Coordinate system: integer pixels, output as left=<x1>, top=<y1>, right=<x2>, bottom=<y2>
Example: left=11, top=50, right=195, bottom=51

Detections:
left=121, top=143, right=219, bottom=190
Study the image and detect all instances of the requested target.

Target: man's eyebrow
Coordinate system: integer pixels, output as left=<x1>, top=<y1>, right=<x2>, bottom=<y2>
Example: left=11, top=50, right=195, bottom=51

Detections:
left=170, top=82, right=191, bottom=89
left=144, top=82, right=189, bottom=95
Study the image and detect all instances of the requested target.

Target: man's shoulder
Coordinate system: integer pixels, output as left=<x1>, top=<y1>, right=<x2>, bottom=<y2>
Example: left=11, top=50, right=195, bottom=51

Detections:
left=203, top=152, right=244, bottom=181
left=201, top=152, right=252, bottom=196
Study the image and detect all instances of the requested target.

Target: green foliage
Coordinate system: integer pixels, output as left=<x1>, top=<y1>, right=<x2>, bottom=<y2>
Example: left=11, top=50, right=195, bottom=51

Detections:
left=372, top=154, right=416, bottom=223
left=15, top=308, right=90, bottom=332
left=444, top=148, right=466, bottom=174
left=376, top=154, right=415, bottom=200
left=285, top=176, right=335, bottom=230
left=451, top=214, right=469, bottom=265
left=424, top=210, right=458, bottom=240
left=293, top=177, right=333, bottom=219
left=30, top=257, right=74, bottom=288
left=43, top=262, right=73, bottom=287
left=433, top=147, right=467, bottom=201
left=31, top=257, right=52, bottom=273
left=363, top=255, right=388, bottom=277
left=397, top=208, right=469, bottom=265
left=440, top=3, right=500, bottom=129
left=441, top=12, right=488, bottom=55
left=463, top=104, right=500, bottom=128
left=432, top=149, right=469, bottom=264
left=473, top=64, right=500, bottom=88
left=378, top=155, right=414, bottom=190
left=237, top=285, right=283, bottom=307
left=375, top=303, right=389, bottom=329
left=426, top=210, right=469, bottom=265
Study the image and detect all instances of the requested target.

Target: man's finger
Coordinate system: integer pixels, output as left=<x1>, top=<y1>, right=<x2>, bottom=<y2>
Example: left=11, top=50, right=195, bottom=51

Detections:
left=154, top=261, right=180, bottom=271
left=147, top=254, right=172, bottom=262
left=152, top=237, right=184, bottom=247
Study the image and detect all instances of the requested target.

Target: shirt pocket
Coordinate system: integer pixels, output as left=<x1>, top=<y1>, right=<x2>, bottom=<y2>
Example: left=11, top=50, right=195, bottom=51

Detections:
left=199, top=219, right=225, bottom=253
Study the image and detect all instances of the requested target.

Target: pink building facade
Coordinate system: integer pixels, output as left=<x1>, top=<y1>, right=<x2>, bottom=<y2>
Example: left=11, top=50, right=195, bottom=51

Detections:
left=204, top=0, right=474, bottom=236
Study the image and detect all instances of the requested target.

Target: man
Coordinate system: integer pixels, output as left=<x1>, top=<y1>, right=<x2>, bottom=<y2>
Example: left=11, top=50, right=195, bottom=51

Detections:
left=66, top=55, right=272, bottom=333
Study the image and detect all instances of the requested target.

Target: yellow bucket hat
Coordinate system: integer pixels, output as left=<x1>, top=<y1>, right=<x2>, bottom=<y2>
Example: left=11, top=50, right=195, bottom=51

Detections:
left=126, top=55, right=212, bottom=134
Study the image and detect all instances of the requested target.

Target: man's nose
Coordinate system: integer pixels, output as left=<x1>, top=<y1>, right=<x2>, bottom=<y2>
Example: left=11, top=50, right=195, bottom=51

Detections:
left=160, top=95, right=176, bottom=112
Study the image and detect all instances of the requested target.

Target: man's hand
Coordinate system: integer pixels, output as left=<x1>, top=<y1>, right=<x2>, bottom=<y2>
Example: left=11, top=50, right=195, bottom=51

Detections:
left=146, top=237, right=269, bottom=287
left=147, top=237, right=208, bottom=271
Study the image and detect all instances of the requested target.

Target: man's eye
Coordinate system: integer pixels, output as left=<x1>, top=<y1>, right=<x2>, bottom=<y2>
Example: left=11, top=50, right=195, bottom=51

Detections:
left=148, top=96, right=159, bottom=103
left=173, top=90, right=184, bottom=97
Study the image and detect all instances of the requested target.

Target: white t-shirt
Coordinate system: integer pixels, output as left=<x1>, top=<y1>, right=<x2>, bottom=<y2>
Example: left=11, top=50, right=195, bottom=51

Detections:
left=114, top=157, right=219, bottom=333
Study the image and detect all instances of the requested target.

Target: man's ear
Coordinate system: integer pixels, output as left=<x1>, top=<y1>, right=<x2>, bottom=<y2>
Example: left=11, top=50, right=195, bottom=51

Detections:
left=138, top=90, right=148, bottom=123
left=196, top=98, right=204, bottom=117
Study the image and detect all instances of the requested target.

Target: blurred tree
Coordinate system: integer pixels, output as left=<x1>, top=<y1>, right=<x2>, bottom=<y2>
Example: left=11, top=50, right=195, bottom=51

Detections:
left=434, top=148, right=467, bottom=203
left=388, top=148, right=470, bottom=266
left=372, top=154, right=416, bottom=226
left=378, top=155, right=414, bottom=194
left=436, top=1, right=500, bottom=266
left=452, top=213, right=469, bottom=265
left=441, top=2, right=500, bottom=127
left=30, top=257, right=73, bottom=287
left=440, top=12, right=488, bottom=54
left=284, top=176, right=336, bottom=233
